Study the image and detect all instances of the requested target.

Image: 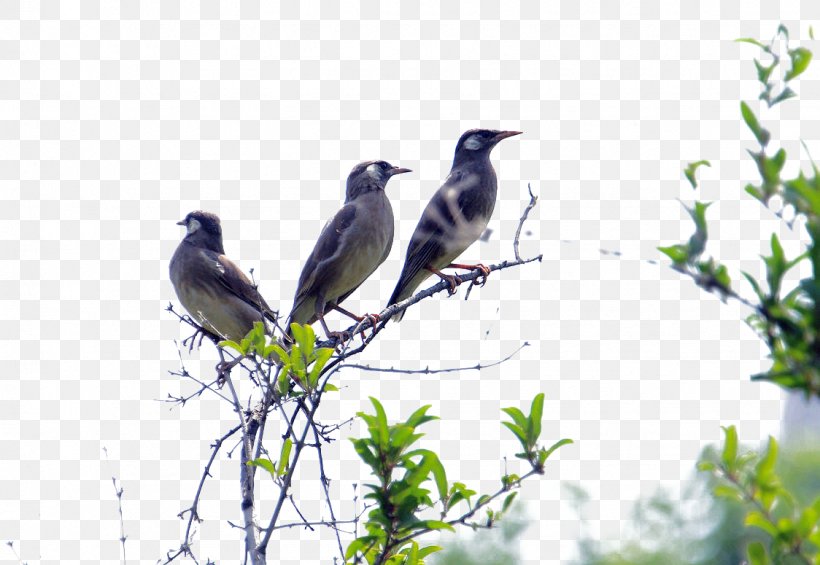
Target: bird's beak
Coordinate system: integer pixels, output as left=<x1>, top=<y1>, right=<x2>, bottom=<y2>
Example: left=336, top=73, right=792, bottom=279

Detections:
left=176, top=219, right=186, bottom=226
left=494, top=130, right=523, bottom=142
left=387, top=167, right=412, bottom=177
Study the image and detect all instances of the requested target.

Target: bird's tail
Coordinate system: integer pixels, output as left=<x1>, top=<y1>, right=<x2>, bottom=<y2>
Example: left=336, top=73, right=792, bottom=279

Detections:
left=386, top=285, right=412, bottom=322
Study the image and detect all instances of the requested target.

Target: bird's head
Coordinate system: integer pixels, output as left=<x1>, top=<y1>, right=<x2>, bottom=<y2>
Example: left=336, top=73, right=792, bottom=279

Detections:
left=452, top=129, right=522, bottom=164
left=346, top=160, right=412, bottom=201
left=177, top=210, right=224, bottom=252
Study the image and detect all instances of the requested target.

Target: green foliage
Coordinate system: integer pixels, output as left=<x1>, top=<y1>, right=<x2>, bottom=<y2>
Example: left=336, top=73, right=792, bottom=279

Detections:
left=219, top=321, right=337, bottom=396
left=684, top=160, right=711, bottom=189
left=346, top=395, right=571, bottom=564
left=699, top=427, right=820, bottom=564
left=247, top=438, right=294, bottom=479
left=660, top=26, right=820, bottom=395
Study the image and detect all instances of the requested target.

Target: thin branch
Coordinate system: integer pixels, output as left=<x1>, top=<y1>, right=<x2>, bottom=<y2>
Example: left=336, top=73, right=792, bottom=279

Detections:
left=340, top=342, right=530, bottom=375
left=514, top=183, right=538, bottom=262
left=112, top=477, right=127, bottom=564
left=161, top=424, right=242, bottom=565
left=257, top=397, right=318, bottom=555
left=308, top=414, right=345, bottom=560
left=5, top=541, right=27, bottom=565
left=287, top=494, right=315, bottom=532
left=388, top=469, right=541, bottom=552
left=220, top=359, right=262, bottom=565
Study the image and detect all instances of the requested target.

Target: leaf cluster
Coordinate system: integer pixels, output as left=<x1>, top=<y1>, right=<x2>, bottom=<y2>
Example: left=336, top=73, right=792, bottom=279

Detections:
left=345, top=394, right=572, bottom=564
left=699, top=426, right=820, bottom=564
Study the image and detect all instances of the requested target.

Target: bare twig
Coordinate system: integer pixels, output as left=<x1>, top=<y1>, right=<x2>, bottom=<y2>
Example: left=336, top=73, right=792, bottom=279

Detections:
left=514, top=183, right=538, bottom=262
left=5, top=541, right=27, bottom=565
left=308, top=416, right=345, bottom=559
left=161, top=424, right=241, bottom=564
left=257, top=398, right=318, bottom=556
left=220, top=363, right=262, bottom=565
left=112, top=477, right=127, bottom=564
left=341, top=342, right=530, bottom=375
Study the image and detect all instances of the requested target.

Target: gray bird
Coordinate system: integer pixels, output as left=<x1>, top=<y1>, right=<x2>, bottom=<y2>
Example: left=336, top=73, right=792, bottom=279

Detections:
left=287, top=160, right=411, bottom=339
left=170, top=210, right=277, bottom=342
left=386, top=129, right=522, bottom=321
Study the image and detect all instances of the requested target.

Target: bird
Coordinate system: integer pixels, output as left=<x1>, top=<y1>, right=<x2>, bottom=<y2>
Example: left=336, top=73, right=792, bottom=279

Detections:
left=170, top=210, right=278, bottom=343
left=287, top=160, right=411, bottom=340
left=386, top=129, right=522, bottom=321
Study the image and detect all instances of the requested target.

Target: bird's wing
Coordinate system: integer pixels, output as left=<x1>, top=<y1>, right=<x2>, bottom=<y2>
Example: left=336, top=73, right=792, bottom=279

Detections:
left=291, top=203, right=358, bottom=307
left=390, top=171, right=479, bottom=302
left=201, top=249, right=278, bottom=324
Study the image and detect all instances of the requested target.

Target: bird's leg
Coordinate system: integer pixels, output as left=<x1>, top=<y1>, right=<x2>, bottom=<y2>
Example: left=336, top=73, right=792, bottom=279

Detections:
left=215, top=349, right=242, bottom=387
left=426, top=265, right=462, bottom=295
left=315, top=298, right=351, bottom=348
left=182, top=322, right=218, bottom=352
left=331, top=304, right=380, bottom=340
left=447, top=262, right=491, bottom=287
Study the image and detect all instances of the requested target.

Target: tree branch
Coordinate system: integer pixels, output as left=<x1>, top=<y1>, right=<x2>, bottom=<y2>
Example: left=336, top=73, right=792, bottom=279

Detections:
left=340, top=342, right=529, bottom=375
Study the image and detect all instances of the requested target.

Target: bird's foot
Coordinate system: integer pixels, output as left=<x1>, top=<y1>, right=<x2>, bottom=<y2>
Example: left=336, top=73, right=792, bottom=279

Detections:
left=182, top=326, right=209, bottom=352
left=326, top=330, right=352, bottom=349
left=449, top=262, right=491, bottom=286
left=215, top=357, right=241, bottom=385
left=356, top=313, right=381, bottom=341
left=427, top=266, right=462, bottom=295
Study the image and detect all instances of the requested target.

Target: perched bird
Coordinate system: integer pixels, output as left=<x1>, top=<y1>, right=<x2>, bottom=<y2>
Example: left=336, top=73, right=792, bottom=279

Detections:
left=287, top=161, right=411, bottom=338
left=287, top=160, right=411, bottom=340
left=170, top=211, right=277, bottom=342
left=387, top=129, right=522, bottom=321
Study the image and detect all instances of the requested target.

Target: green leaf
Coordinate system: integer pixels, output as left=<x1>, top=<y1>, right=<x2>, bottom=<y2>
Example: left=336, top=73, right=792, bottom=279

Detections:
left=267, top=343, right=290, bottom=365
left=721, top=425, right=738, bottom=471
left=713, top=484, right=744, bottom=502
left=746, top=541, right=770, bottom=565
left=658, top=244, right=690, bottom=265
left=218, top=339, right=243, bottom=353
left=367, top=397, right=390, bottom=450
left=740, top=101, right=770, bottom=146
left=540, top=438, right=574, bottom=463
left=756, top=436, right=778, bottom=478
left=501, top=407, right=529, bottom=431
left=753, top=59, right=776, bottom=86
left=797, top=506, right=818, bottom=538
left=684, top=160, right=711, bottom=189
left=502, top=492, right=518, bottom=513
left=735, top=37, right=767, bottom=49
left=276, top=438, right=293, bottom=476
left=307, top=347, right=333, bottom=388
left=323, top=383, right=339, bottom=392
left=745, top=183, right=764, bottom=202
left=501, top=421, right=528, bottom=448
left=697, top=460, right=716, bottom=472
left=413, top=519, right=455, bottom=533
left=405, top=405, right=436, bottom=428
left=345, top=535, right=379, bottom=560
left=742, top=272, right=766, bottom=302
left=247, top=457, right=277, bottom=478
left=785, top=47, right=812, bottom=81
left=746, top=511, right=778, bottom=537
left=770, top=87, right=796, bottom=107
left=529, top=393, right=545, bottom=443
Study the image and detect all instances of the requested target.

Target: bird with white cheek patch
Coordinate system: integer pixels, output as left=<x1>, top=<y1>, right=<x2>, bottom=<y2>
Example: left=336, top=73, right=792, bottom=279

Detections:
left=386, top=128, right=522, bottom=321
left=169, top=210, right=277, bottom=342
left=287, top=160, right=411, bottom=342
